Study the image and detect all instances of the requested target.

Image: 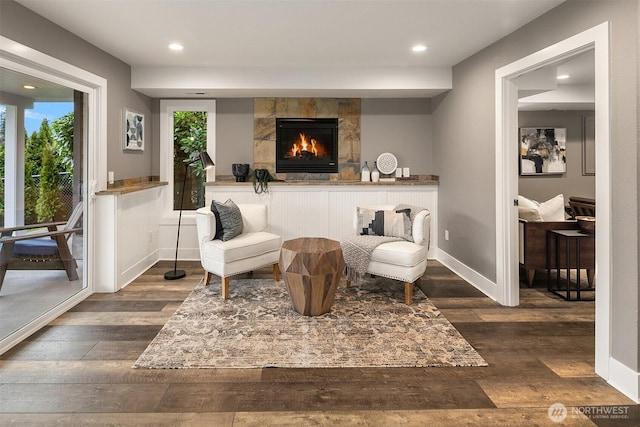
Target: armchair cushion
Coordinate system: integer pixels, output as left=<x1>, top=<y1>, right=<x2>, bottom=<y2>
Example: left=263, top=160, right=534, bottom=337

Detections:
left=370, top=240, right=427, bottom=267
left=212, top=199, right=243, bottom=241
left=201, top=231, right=281, bottom=265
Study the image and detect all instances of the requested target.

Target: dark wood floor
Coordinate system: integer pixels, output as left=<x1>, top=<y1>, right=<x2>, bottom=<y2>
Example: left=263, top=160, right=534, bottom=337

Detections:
left=0, top=261, right=637, bottom=426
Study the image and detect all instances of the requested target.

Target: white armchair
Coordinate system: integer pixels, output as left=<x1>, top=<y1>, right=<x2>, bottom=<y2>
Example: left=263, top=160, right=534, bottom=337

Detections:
left=195, top=204, right=281, bottom=299
left=343, top=205, right=430, bottom=305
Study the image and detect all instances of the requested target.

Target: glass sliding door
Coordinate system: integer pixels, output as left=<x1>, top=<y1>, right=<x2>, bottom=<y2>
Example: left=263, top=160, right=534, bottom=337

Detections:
left=0, top=67, right=88, bottom=343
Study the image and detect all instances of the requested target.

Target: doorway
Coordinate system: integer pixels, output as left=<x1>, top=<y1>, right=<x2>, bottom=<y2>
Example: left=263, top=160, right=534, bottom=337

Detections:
left=0, top=36, right=107, bottom=354
left=0, top=78, right=86, bottom=341
left=495, top=23, right=611, bottom=378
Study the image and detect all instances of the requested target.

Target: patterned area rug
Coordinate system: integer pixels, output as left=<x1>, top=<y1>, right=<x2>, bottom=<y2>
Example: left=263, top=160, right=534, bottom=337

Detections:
left=133, top=277, right=487, bottom=369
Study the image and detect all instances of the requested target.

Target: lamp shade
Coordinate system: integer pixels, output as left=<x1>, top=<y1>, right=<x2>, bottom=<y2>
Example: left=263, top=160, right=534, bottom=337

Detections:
left=199, top=151, right=215, bottom=170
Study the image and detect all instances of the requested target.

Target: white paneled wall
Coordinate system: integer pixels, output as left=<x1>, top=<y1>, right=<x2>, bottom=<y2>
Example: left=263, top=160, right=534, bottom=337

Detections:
left=95, top=186, right=164, bottom=292
left=205, top=184, right=438, bottom=258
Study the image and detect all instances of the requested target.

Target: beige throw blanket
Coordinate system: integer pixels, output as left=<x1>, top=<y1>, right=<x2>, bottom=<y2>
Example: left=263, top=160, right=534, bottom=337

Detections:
left=341, top=204, right=427, bottom=282
left=341, top=235, right=403, bottom=281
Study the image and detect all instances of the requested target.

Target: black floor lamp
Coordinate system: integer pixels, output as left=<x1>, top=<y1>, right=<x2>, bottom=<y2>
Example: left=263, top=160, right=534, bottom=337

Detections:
left=165, top=151, right=215, bottom=280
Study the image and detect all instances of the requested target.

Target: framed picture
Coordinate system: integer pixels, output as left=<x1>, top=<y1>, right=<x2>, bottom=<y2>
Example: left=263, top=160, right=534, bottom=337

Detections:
left=582, top=114, right=595, bottom=175
left=123, top=108, right=144, bottom=151
left=519, top=127, right=566, bottom=175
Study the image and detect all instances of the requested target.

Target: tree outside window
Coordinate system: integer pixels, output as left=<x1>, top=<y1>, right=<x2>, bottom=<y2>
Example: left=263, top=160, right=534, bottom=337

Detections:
left=173, top=111, right=208, bottom=210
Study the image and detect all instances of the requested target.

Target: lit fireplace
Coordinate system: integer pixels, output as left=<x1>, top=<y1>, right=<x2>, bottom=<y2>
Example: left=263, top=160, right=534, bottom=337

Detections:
left=276, top=118, right=338, bottom=173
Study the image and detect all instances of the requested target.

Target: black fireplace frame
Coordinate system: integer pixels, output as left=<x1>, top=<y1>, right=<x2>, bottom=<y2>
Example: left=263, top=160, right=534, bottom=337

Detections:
left=276, top=118, right=339, bottom=173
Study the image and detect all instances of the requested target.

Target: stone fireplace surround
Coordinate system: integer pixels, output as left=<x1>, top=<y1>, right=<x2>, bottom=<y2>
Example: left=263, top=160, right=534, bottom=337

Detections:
left=254, top=98, right=361, bottom=181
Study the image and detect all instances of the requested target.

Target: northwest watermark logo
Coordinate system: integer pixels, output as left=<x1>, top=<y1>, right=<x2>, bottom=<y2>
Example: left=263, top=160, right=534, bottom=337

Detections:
left=548, top=403, right=632, bottom=422
left=548, top=402, right=568, bottom=423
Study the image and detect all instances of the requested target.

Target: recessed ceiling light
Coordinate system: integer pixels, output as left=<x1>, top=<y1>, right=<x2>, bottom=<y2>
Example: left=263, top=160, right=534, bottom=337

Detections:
left=168, top=43, right=184, bottom=51
left=412, top=44, right=427, bottom=53
left=22, top=84, right=36, bottom=90
left=557, top=74, right=570, bottom=80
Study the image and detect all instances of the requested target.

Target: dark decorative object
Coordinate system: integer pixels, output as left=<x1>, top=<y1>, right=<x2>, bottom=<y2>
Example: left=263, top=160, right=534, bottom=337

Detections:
left=165, top=151, right=215, bottom=280
left=252, top=169, right=279, bottom=194
left=577, top=216, right=596, bottom=234
left=231, top=163, right=250, bottom=182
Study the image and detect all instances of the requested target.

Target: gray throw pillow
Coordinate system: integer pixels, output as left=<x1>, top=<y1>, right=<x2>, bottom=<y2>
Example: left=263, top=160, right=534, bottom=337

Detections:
left=209, top=201, right=224, bottom=240
left=212, top=199, right=243, bottom=241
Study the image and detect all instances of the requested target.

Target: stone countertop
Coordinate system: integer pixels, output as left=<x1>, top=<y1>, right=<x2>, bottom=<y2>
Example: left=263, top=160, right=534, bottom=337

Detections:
left=206, top=175, right=439, bottom=186
left=96, top=176, right=168, bottom=195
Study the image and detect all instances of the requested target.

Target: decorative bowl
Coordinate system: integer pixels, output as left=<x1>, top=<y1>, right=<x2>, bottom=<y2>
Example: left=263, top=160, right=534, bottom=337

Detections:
left=576, top=216, right=596, bottom=234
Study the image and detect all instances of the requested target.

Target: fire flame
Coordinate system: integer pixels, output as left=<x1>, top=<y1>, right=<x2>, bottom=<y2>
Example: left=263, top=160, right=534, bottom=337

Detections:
left=290, top=133, right=319, bottom=157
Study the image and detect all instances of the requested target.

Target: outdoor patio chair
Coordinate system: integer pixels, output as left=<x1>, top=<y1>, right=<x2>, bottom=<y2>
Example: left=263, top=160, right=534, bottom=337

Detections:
left=0, top=202, right=83, bottom=292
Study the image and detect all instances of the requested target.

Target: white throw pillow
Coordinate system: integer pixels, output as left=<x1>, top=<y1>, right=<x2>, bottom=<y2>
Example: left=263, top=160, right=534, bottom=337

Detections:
left=518, top=195, right=542, bottom=221
left=539, top=194, right=565, bottom=221
left=518, top=207, right=544, bottom=222
left=517, top=194, right=565, bottom=222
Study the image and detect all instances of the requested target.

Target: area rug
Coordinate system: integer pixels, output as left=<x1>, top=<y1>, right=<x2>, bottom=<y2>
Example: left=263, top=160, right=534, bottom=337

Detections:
left=133, top=277, right=487, bottom=369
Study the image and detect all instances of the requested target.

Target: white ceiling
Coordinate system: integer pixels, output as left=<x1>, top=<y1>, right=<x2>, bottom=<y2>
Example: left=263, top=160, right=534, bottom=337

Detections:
left=11, top=0, right=567, bottom=98
left=17, top=0, right=565, bottom=68
left=518, top=49, right=595, bottom=111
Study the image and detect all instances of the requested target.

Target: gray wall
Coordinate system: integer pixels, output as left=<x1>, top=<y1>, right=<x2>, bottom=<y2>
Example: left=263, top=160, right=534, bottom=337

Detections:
left=216, top=99, right=255, bottom=178
left=0, top=0, right=154, bottom=182
left=360, top=98, right=433, bottom=175
left=208, top=98, right=434, bottom=178
left=432, top=0, right=638, bottom=370
left=518, top=110, right=595, bottom=203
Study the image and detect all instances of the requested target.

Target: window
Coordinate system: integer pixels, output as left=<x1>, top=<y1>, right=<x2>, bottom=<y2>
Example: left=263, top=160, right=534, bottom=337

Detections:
left=160, top=100, right=216, bottom=212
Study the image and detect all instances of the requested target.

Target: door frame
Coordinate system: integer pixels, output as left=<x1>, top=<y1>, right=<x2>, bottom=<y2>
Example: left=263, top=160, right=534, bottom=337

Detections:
left=495, top=23, right=611, bottom=377
left=0, top=36, right=107, bottom=354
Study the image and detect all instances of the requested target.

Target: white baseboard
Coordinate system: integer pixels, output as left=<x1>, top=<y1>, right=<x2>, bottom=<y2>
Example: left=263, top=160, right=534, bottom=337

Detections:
left=434, top=248, right=498, bottom=301
left=608, top=357, right=640, bottom=403
left=118, top=250, right=160, bottom=291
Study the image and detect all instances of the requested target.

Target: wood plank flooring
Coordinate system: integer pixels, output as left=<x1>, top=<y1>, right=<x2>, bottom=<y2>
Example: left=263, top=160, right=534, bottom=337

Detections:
left=0, top=261, right=637, bottom=426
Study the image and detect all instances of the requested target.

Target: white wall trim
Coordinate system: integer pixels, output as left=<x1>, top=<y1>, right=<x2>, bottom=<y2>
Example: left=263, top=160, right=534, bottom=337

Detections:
left=435, top=248, right=498, bottom=301
left=608, top=358, right=640, bottom=404
left=495, top=22, right=612, bottom=380
left=119, top=249, right=160, bottom=289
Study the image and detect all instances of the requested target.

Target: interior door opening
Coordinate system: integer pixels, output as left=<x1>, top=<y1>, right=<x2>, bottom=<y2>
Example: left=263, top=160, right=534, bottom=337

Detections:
left=495, top=23, right=611, bottom=380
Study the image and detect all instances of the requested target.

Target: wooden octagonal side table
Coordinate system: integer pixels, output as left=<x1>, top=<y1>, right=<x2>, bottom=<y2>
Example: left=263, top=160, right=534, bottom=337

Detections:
left=279, top=237, right=345, bottom=316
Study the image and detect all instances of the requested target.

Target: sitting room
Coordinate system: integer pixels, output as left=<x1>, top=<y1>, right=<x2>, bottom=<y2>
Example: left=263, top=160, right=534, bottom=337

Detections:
left=1, top=0, right=639, bottom=424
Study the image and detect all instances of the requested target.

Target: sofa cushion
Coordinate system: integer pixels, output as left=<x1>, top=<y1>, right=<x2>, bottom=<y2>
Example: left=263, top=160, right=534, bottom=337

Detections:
left=213, top=199, right=243, bottom=241
left=357, top=207, right=412, bottom=240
